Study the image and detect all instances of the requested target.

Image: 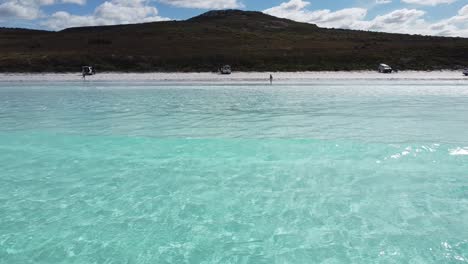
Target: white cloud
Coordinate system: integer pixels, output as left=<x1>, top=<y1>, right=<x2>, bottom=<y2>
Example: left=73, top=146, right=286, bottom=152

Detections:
left=264, top=0, right=468, bottom=37
left=428, top=4, right=468, bottom=36
left=157, top=0, right=243, bottom=9
left=264, top=0, right=310, bottom=15
left=0, top=1, right=42, bottom=19
left=354, top=8, right=427, bottom=34
left=42, top=0, right=169, bottom=30
left=264, top=0, right=367, bottom=29
left=0, top=0, right=55, bottom=20
left=62, top=0, right=86, bottom=5
left=401, top=0, right=457, bottom=6
left=38, top=0, right=86, bottom=4
left=376, top=0, right=392, bottom=4
left=0, top=0, right=85, bottom=21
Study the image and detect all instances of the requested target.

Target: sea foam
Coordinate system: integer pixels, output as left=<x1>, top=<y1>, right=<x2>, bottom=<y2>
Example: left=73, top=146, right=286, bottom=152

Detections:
left=449, top=147, right=468, bottom=156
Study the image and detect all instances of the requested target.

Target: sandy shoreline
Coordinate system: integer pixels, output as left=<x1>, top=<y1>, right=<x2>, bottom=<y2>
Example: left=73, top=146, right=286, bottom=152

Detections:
left=0, top=71, right=467, bottom=82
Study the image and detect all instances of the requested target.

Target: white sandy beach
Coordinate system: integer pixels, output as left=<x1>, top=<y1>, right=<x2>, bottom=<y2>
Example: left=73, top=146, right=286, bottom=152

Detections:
left=0, top=71, right=467, bottom=82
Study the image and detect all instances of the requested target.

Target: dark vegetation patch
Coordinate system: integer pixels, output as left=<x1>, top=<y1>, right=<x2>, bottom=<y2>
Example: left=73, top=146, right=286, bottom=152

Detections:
left=0, top=10, right=467, bottom=72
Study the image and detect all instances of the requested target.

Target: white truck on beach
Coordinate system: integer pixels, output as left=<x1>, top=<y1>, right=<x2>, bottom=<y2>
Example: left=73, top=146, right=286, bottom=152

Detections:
left=378, top=64, right=393, bottom=73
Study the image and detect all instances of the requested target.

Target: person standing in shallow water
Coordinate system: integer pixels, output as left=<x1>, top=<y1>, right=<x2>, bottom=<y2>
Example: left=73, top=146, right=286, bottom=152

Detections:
left=270, top=74, right=273, bottom=84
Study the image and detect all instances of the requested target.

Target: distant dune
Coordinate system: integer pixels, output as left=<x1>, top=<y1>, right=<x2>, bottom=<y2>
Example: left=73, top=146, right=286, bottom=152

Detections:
left=0, top=10, right=467, bottom=72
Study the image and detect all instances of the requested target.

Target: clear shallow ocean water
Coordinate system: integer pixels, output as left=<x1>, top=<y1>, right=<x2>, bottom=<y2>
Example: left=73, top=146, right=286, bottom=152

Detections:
left=0, top=80, right=467, bottom=263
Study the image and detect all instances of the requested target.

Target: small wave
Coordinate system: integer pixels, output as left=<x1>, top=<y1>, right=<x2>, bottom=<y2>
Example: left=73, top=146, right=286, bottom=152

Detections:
left=385, top=144, right=441, bottom=160
left=389, top=147, right=412, bottom=159
left=449, top=147, right=468, bottom=156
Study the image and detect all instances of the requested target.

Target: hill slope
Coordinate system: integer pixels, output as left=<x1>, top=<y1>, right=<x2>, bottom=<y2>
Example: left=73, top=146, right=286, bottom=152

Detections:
left=0, top=10, right=467, bottom=72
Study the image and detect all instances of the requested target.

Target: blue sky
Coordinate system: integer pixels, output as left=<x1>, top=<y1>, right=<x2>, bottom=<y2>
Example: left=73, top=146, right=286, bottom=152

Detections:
left=0, top=0, right=467, bottom=37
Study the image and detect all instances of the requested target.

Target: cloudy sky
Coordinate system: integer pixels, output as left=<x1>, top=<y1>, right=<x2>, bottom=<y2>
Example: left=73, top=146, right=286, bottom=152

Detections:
left=0, top=0, right=467, bottom=37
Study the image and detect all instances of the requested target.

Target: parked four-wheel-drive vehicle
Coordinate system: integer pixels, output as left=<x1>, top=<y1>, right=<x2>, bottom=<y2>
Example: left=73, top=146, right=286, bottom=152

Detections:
left=220, top=65, right=232, bottom=75
left=463, top=68, right=468, bottom=76
left=378, top=64, right=393, bottom=73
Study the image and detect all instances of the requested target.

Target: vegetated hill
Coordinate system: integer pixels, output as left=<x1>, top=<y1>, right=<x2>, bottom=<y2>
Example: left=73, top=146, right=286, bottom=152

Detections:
left=0, top=10, right=467, bottom=72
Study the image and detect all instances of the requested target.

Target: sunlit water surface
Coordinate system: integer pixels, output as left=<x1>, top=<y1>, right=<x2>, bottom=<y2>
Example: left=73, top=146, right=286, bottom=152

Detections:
left=1, top=80, right=467, bottom=263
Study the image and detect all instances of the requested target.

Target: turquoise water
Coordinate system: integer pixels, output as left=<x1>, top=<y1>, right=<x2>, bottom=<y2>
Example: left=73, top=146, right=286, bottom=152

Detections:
left=1, top=81, right=467, bottom=263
